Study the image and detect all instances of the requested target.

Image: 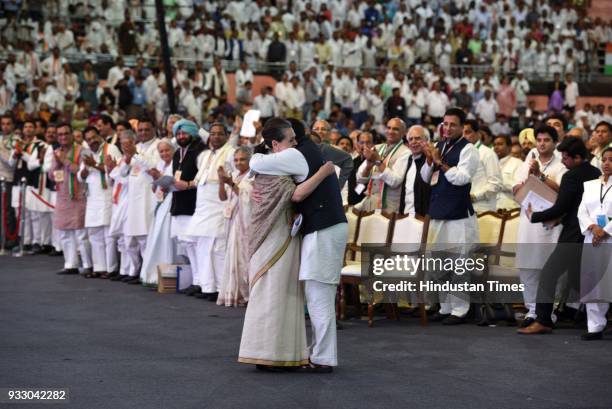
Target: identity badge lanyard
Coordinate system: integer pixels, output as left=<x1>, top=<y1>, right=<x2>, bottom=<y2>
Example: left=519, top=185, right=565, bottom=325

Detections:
left=598, top=181, right=612, bottom=227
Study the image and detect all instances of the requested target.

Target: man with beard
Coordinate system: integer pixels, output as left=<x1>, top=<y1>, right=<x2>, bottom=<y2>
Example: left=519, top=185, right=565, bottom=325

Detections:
left=49, top=123, right=92, bottom=275
left=181, top=123, right=235, bottom=301
left=166, top=119, right=207, bottom=297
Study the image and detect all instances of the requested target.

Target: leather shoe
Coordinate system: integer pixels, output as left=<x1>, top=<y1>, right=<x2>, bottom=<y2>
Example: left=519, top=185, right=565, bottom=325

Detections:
left=110, top=274, right=127, bottom=281
left=195, top=292, right=209, bottom=299
left=517, top=321, right=553, bottom=335
left=581, top=331, right=603, bottom=341
left=442, top=315, right=467, bottom=325
left=206, top=292, right=219, bottom=302
left=186, top=285, right=202, bottom=296
left=519, top=317, right=536, bottom=328
left=48, top=250, right=63, bottom=257
left=127, top=277, right=141, bottom=284
left=57, top=268, right=79, bottom=275
left=122, top=275, right=135, bottom=282
left=106, top=271, right=119, bottom=279
left=430, top=312, right=450, bottom=322
left=30, top=244, right=42, bottom=254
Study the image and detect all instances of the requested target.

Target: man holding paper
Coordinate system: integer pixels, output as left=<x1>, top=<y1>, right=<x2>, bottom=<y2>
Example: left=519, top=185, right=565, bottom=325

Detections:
left=513, top=125, right=567, bottom=327
left=518, top=137, right=601, bottom=335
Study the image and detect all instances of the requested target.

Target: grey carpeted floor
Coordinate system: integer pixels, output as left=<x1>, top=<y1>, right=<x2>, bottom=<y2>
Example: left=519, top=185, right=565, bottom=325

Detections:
left=1, top=255, right=611, bottom=409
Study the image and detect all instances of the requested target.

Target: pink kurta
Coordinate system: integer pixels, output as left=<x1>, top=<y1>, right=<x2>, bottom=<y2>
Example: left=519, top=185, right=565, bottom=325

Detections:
left=51, top=146, right=87, bottom=230
left=496, top=85, right=516, bottom=118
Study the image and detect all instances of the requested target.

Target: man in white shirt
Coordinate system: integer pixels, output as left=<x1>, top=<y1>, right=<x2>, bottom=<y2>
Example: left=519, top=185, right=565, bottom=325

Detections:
left=475, top=89, right=499, bottom=125
left=425, top=82, right=450, bottom=126
left=78, top=127, right=122, bottom=278
left=421, top=108, right=480, bottom=324
left=185, top=123, right=235, bottom=301
left=493, top=134, right=522, bottom=210
left=119, top=120, right=160, bottom=284
left=514, top=125, right=568, bottom=326
left=564, top=72, right=579, bottom=112
left=463, top=120, right=502, bottom=213
left=254, top=86, right=278, bottom=123
left=235, top=61, right=254, bottom=96
left=284, top=77, right=306, bottom=120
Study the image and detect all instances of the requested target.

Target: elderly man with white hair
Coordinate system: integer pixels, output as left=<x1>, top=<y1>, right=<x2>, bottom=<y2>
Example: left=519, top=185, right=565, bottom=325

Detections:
left=375, top=125, right=432, bottom=217
left=355, top=118, right=410, bottom=212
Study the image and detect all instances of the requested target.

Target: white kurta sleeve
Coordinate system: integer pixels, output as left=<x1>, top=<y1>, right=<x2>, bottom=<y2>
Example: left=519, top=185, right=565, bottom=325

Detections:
left=472, top=148, right=502, bottom=201
left=27, top=147, right=42, bottom=171
left=420, top=160, right=434, bottom=183
left=42, top=147, right=54, bottom=173
left=577, top=186, right=592, bottom=235
left=379, top=152, right=410, bottom=188
left=444, top=143, right=479, bottom=186
left=249, top=148, right=309, bottom=183
left=356, top=158, right=371, bottom=183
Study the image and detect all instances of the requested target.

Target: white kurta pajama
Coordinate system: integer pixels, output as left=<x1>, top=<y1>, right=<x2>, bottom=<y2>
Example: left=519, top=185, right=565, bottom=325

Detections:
left=79, top=143, right=122, bottom=273
left=470, top=143, right=502, bottom=213
left=250, top=148, right=348, bottom=367
left=577, top=177, right=612, bottom=333
left=186, top=144, right=235, bottom=293
left=497, top=155, right=523, bottom=210
left=421, top=141, right=480, bottom=317
left=27, top=144, right=54, bottom=248
left=514, top=152, right=567, bottom=320
left=123, top=138, right=160, bottom=277
left=108, top=161, right=131, bottom=276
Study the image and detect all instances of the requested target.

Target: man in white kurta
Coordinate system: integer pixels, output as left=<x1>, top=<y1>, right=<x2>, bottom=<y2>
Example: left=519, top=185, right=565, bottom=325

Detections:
left=185, top=123, right=235, bottom=300
left=122, top=122, right=160, bottom=283
left=78, top=127, right=121, bottom=277
left=421, top=109, right=480, bottom=323
left=107, top=139, right=131, bottom=281
left=493, top=135, right=523, bottom=210
left=514, top=129, right=567, bottom=326
left=355, top=118, right=410, bottom=212
left=464, top=120, right=502, bottom=213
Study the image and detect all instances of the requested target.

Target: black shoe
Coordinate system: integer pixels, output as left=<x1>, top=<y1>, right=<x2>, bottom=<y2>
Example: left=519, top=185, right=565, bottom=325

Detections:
left=23, top=244, right=33, bottom=253
left=121, top=275, right=135, bottom=282
left=81, top=268, right=93, bottom=277
left=206, top=292, right=219, bottom=302
left=430, top=312, right=450, bottom=322
left=581, top=331, right=603, bottom=341
left=106, top=271, right=119, bottom=279
left=48, top=250, right=63, bottom=257
left=442, top=315, right=467, bottom=325
left=57, top=268, right=79, bottom=275
left=39, top=245, right=53, bottom=254
left=520, top=317, right=536, bottom=328
left=255, top=364, right=285, bottom=373
left=127, top=277, right=141, bottom=284
left=30, top=244, right=42, bottom=254
left=179, top=285, right=195, bottom=295
left=110, top=274, right=128, bottom=281
left=3, top=240, right=18, bottom=250
left=195, top=292, right=209, bottom=299
left=186, top=285, right=201, bottom=296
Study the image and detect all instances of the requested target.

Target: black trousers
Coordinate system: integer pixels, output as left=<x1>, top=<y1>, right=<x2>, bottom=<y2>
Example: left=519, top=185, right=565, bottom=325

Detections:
left=535, top=242, right=582, bottom=326
left=1, top=181, right=17, bottom=244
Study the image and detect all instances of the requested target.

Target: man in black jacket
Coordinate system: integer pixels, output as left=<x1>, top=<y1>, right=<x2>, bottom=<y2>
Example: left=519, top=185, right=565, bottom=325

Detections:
left=167, top=119, right=207, bottom=297
left=519, top=134, right=601, bottom=335
left=290, top=119, right=348, bottom=372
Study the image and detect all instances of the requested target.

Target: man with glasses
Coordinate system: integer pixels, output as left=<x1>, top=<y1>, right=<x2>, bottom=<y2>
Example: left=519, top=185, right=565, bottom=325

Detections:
left=355, top=118, right=410, bottom=212
left=380, top=125, right=432, bottom=217
left=348, top=132, right=374, bottom=206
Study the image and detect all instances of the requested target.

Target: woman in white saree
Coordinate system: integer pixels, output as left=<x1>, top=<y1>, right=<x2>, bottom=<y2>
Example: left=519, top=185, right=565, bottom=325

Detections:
left=238, top=118, right=335, bottom=371
left=140, top=138, right=177, bottom=286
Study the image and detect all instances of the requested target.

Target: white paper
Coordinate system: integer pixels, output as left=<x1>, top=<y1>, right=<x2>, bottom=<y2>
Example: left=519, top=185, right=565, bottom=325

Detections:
left=522, top=190, right=553, bottom=212
left=240, top=109, right=261, bottom=137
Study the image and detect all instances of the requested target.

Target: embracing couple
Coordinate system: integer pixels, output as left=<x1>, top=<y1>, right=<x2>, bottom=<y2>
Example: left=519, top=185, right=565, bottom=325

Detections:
left=238, top=118, right=348, bottom=373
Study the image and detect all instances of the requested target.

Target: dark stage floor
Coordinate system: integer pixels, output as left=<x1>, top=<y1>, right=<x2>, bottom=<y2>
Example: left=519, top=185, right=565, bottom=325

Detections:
left=1, top=255, right=611, bottom=409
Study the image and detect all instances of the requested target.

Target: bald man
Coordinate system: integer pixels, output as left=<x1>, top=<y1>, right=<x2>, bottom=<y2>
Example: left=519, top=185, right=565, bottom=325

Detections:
left=355, top=118, right=410, bottom=212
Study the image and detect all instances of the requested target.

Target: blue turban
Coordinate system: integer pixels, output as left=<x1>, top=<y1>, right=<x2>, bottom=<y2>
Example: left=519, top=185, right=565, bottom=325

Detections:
left=172, top=119, right=199, bottom=138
